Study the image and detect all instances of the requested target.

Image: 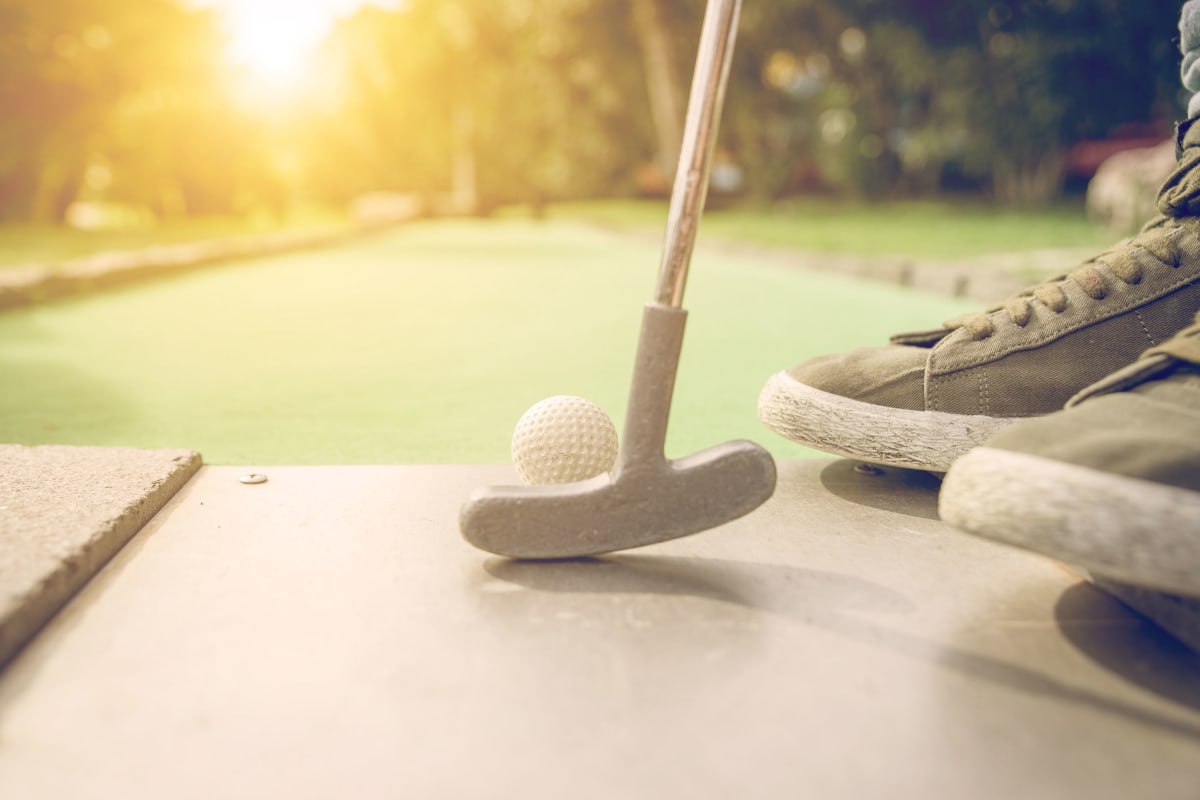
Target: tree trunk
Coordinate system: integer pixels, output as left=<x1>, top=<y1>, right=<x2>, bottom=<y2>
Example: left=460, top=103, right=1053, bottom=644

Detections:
left=993, top=150, right=1064, bottom=205
left=29, top=158, right=79, bottom=224
left=631, top=0, right=685, bottom=181
left=451, top=103, right=478, bottom=215
left=0, top=161, right=38, bottom=222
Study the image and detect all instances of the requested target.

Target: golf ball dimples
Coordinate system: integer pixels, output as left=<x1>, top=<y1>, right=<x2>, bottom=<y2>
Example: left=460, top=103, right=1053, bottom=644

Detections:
left=512, top=395, right=619, bottom=485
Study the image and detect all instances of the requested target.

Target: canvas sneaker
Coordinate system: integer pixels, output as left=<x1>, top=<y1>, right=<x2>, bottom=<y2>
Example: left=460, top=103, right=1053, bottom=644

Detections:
left=758, top=121, right=1200, bottom=472
left=939, top=315, right=1200, bottom=597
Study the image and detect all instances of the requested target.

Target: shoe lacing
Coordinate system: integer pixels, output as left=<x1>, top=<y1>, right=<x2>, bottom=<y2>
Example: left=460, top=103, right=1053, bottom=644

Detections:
left=946, top=221, right=1186, bottom=341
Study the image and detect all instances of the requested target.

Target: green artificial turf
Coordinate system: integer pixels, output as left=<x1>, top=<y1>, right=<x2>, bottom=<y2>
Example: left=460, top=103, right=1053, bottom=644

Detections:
left=0, top=218, right=973, bottom=464
left=549, top=197, right=1111, bottom=260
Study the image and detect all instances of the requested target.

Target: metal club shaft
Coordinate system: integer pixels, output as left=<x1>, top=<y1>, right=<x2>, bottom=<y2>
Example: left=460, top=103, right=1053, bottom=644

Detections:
left=653, top=0, right=743, bottom=308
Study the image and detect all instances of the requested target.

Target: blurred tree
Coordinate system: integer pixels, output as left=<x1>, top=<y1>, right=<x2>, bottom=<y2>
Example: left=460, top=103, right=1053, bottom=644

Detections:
left=631, top=0, right=688, bottom=182
left=727, top=0, right=1183, bottom=202
left=726, top=1, right=857, bottom=199
left=0, top=0, right=254, bottom=222
left=0, top=0, right=1183, bottom=223
left=880, top=0, right=1183, bottom=203
left=308, top=0, right=657, bottom=214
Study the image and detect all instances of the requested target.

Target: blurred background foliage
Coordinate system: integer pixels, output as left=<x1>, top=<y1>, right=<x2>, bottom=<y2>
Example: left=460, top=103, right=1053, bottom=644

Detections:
left=0, top=0, right=1187, bottom=225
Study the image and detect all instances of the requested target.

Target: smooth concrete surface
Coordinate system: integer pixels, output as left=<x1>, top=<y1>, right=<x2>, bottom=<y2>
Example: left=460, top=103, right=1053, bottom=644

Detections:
left=0, top=444, right=201, bottom=667
left=1, top=460, right=1197, bottom=799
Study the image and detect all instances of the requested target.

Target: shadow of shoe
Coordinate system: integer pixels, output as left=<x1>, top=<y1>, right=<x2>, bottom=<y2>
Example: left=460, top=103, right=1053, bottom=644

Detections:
left=817, top=459, right=942, bottom=520
left=1055, top=581, right=1200, bottom=711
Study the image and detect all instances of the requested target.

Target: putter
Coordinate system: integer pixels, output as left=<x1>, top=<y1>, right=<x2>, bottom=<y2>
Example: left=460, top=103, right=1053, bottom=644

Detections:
left=459, top=0, right=775, bottom=559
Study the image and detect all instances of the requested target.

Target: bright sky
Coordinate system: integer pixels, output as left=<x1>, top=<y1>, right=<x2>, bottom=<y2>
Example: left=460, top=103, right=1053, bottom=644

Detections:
left=189, top=0, right=400, bottom=80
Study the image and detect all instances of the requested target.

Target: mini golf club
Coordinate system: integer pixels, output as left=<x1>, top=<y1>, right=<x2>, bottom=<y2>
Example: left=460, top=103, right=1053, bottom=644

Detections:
left=459, top=0, right=776, bottom=559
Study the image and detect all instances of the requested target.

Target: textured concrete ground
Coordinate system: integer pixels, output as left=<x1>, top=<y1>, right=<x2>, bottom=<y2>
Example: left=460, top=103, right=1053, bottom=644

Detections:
left=0, top=445, right=201, bottom=666
left=2, top=462, right=1197, bottom=799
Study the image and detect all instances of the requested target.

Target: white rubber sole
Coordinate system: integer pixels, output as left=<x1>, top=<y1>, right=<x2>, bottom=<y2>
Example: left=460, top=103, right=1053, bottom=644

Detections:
left=757, top=371, right=1015, bottom=472
left=940, top=447, right=1200, bottom=597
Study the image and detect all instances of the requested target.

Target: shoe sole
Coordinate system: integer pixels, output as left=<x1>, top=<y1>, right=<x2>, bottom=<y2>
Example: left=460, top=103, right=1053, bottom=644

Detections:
left=757, top=371, right=1015, bottom=472
left=940, top=447, right=1200, bottom=597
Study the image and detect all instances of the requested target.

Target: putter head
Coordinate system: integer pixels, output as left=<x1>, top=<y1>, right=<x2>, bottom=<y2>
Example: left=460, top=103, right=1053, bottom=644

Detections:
left=459, top=439, right=776, bottom=559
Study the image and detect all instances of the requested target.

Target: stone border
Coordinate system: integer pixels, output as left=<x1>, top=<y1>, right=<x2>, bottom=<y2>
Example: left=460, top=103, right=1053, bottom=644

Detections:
left=701, top=237, right=1099, bottom=304
left=585, top=220, right=1098, bottom=304
left=0, top=223, right=387, bottom=312
left=0, top=191, right=440, bottom=312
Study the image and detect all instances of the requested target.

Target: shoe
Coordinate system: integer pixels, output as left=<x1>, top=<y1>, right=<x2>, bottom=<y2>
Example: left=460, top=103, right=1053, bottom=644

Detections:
left=939, top=315, right=1200, bottom=597
left=759, top=119, right=1200, bottom=472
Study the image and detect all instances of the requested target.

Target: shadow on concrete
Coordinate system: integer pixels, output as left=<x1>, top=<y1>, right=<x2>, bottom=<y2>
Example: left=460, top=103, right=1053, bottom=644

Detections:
left=817, top=459, right=942, bottom=520
left=1054, top=581, right=1200, bottom=711
left=484, top=553, right=915, bottom=618
left=481, top=554, right=1200, bottom=741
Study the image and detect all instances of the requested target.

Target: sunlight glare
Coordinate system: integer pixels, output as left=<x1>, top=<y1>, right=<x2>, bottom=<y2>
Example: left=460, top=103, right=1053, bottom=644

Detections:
left=224, top=1, right=326, bottom=82
left=191, top=0, right=402, bottom=90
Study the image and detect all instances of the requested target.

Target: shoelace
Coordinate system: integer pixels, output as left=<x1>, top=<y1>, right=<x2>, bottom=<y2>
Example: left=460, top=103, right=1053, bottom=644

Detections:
left=946, top=220, right=1187, bottom=341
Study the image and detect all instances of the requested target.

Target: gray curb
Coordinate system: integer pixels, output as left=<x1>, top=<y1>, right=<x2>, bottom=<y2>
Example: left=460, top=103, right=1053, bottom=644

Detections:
left=0, top=445, right=202, bottom=667
left=701, top=237, right=1098, bottom=304
left=584, top=220, right=1097, bottom=304
left=0, top=221, right=398, bottom=312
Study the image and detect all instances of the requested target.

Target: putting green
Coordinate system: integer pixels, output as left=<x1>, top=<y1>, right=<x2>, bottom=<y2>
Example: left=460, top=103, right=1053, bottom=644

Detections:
left=0, top=219, right=973, bottom=464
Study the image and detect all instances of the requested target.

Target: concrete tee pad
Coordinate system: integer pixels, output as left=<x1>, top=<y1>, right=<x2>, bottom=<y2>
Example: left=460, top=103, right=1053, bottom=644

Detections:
left=1, top=460, right=1197, bottom=799
left=0, top=444, right=201, bottom=666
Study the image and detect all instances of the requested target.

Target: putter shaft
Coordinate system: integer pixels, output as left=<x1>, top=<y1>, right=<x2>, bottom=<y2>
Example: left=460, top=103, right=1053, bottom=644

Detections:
left=654, top=0, right=743, bottom=308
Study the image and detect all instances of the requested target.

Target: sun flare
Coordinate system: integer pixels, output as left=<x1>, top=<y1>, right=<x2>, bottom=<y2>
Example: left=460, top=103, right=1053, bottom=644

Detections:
left=192, top=0, right=400, bottom=89
left=224, top=2, right=327, bottom=83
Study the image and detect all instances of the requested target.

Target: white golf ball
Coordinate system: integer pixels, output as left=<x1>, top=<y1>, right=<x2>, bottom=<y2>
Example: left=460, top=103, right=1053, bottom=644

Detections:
left=511, top=395, right=619, bottom=485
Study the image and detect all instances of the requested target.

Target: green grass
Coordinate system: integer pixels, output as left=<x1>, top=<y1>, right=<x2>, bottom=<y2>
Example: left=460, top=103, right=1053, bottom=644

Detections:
left=0, top=217, right=973, bottom=464
left=546, top=197, right=1112, bottom=261
left=0, top=209, right=347, bottom=269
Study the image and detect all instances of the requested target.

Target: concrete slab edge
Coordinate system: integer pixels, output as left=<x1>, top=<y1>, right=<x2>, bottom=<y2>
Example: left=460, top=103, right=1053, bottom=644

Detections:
left=0, top=448, right=203, bottom=668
